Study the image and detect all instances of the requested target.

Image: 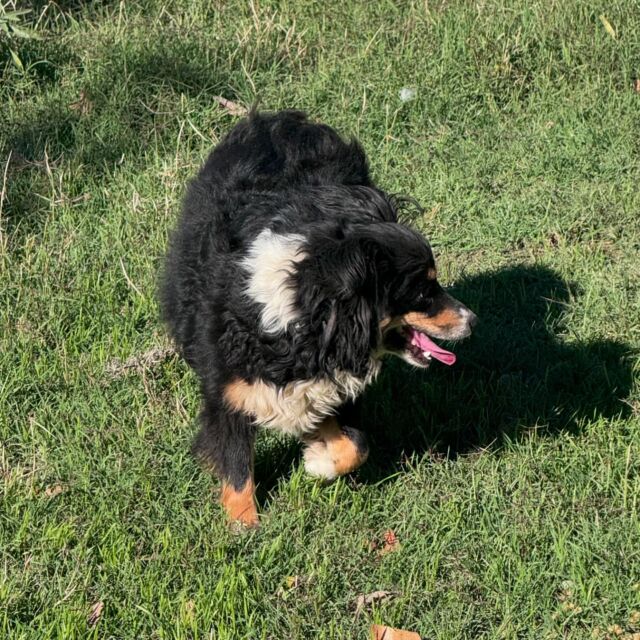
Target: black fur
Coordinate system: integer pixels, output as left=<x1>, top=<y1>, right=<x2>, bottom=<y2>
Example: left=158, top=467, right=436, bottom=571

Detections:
left=160, top=110, right=474, bottom=503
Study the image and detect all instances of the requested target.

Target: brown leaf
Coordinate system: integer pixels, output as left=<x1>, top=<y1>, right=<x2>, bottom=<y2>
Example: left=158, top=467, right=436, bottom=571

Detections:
left=370, top=624, right=422, bottom=640
left=378, top=530, right=400, bottom=556
left=353, top=590, right=396, bottom=615
left=69, top=90, right=93, bottom=116
left=44, top=484, right=65, bottom=498
left=369, top=530, right=401, bottom=556
left=87, top=601, right=104, bottom=626
left=213, top=96, right=248, bottom=117
left=183, top=599, right=195, bottom=622
left=105, top=345, right=176, bottom=379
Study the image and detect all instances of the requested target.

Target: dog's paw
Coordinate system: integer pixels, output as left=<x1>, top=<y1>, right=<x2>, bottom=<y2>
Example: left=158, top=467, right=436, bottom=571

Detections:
left=303, top=440, right=339, bottom=481
left=220, top=480, right=259, bottom=528
left=228, top=517, right=260, bottom=535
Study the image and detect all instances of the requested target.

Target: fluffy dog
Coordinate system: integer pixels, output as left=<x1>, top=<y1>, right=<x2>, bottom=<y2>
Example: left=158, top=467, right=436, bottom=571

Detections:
left=160, top=110, right=477, bottom=526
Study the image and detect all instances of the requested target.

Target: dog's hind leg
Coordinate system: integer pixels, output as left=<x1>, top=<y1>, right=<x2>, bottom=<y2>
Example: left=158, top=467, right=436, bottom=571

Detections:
left=302, top=416, right=369, bottom=481
left=193, top=396, right=259, bottom=528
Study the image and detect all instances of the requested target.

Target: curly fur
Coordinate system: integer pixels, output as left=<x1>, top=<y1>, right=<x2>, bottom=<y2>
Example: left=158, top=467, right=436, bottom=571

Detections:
left=159, top=110, right=476, bottom=524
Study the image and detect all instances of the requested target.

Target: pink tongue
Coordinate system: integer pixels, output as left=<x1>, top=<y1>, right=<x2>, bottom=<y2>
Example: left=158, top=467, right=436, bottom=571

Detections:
left=410, top=329, right=457, bottom=366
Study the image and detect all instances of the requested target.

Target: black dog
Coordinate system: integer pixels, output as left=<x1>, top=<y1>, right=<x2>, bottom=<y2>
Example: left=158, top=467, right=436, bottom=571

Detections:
left=160, top=110, right=477, bottom=526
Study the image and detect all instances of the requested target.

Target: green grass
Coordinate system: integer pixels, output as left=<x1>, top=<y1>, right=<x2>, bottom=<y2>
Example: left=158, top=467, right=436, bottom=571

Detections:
left=1, top=0, right=640, bottom=638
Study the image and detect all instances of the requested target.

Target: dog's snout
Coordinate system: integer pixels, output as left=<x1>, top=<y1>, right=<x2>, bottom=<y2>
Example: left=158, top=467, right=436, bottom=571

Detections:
left=466, top=309, right=478, bottom=329
left=457, top=307, right=477, bottom=338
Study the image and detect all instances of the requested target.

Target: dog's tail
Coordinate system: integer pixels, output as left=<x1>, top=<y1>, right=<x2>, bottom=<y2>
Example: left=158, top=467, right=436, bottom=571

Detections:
left=197, top=110, right=371, bottom=192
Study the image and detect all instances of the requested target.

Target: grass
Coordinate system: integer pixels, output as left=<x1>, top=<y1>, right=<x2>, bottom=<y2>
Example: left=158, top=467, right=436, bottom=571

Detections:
left=1, top=0, right=639, bottom=637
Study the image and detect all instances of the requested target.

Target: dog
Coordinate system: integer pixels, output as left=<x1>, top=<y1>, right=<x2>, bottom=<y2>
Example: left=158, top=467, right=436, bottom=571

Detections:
left=160, top=110, right=477, bottom=527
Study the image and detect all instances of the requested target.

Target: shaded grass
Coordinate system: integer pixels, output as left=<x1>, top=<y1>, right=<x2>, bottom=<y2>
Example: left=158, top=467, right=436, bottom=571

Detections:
left=1, top=0, right=640, bottom=638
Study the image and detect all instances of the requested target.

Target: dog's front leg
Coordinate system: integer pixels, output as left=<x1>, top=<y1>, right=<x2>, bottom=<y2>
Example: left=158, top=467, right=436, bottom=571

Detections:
left=302, top=416, right=369, bottom=481
left=193, top=396, right=258, bottom=528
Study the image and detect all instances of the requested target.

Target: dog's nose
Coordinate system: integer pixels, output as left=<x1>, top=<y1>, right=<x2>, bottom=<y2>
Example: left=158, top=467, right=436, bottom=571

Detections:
left=467, top=310, right=478, bottom=329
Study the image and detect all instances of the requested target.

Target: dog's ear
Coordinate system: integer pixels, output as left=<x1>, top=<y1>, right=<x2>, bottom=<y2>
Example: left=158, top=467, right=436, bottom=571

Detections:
left=303, top=236, right=381, bottom=377
left=318, top=291, right=375, bottom=377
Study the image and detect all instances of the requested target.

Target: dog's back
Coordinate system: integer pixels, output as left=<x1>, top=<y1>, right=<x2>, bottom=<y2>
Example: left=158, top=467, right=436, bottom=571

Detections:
left=161, top=111, right=374, bottom=366
left=198, top=110, right=371, bottom=193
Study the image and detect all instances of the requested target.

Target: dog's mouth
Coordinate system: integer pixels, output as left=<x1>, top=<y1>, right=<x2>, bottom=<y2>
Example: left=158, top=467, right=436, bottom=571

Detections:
left=407, top=327, right=456, bottom=366
left=382, top=326, right=456, bottom=368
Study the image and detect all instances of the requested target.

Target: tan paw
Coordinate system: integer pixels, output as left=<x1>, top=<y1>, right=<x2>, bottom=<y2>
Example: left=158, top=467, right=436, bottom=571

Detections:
left=220, top=480, right=259, bottom=528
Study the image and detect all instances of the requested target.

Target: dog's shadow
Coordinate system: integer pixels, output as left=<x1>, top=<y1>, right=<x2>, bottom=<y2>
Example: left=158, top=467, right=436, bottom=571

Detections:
left=357, top=264, right=634, bottom=478
left=256, top=264, right=634, bottom=497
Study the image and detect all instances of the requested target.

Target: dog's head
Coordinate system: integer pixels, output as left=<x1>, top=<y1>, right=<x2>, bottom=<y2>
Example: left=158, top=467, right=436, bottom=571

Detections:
left=299, top=222, right=477, bottom=376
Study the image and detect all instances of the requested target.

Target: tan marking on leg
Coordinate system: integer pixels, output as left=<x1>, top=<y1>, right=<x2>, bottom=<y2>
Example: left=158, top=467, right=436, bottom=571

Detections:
left=324, top=419, right=367, bottom=475
left=371, top=624, right=422, bottom=640
left=426, top=267, right=438, bottom=280
left=220, top=479, right=258, bottom=527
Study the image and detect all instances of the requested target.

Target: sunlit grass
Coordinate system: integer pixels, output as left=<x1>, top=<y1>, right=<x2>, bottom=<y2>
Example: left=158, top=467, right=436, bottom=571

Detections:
left=1, top=1, right=639, bottom=637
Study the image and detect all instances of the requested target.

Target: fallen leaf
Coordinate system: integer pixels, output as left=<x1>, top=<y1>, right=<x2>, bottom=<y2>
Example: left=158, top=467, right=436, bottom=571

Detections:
left=105, top=345, right=176, bottom=379
left=183, top=599, right=195, bottom=622
left=599, top=14, right=616, bottom=39
left=69, top=90, right=93, bottom=116
left=88, top=601, right=104, bottom=626
left=10, top=49, right=24, bottom=72
left=378, top=530, right=400, bottom=556
left=44, top=484, right=65, bottom=498
left=213, top=96, right=248, bottom=117
left=285, top=575, right=302, bottom=589
left=353, top=590, right=396, bottom=615
left=370, top=624, right=422, bottom=640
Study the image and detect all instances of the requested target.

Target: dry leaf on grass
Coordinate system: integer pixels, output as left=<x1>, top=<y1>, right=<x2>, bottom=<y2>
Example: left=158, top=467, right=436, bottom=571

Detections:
left=69, top=90, right=93, bottom=116
left=370, top=625, right=422, bottom=640
left=353, top=590, right=396, bottom=615
left=44, top=484, right=65, bottom=498
left=369, top=530, right=401, bottom=556
left=182, top=599, right=195, bottom=622
left=378, top=530, right=400, bottom=556
left=88, top=600, right=104, bottom=626
left=277, top=575, right=309, bottom=600
left=213, top=96, right=248, bottom=117
left=105, top=346, right=176, bottom=379
left=285, top=575, right=303, bottom=589
left=599, top=14, right=616, bottom=39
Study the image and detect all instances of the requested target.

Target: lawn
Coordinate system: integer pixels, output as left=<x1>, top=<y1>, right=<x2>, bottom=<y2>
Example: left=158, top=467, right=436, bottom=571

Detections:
left=1, top=0, right=639, bottom=638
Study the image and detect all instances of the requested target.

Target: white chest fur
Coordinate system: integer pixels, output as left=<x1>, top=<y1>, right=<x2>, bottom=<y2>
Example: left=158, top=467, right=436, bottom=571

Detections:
left=242, top=229, right=307, bottom=334
left=223, top=363, right=380, bottom=436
